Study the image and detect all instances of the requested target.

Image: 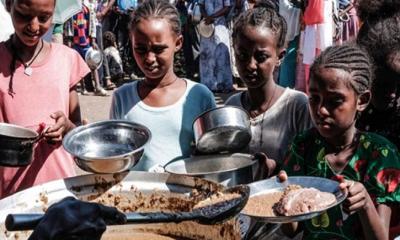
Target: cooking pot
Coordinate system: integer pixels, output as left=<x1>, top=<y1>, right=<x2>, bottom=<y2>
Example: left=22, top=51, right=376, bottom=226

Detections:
left=85, top=47, right=103, bottom=70
left=0, top=123, right=45, bottom=167
left=193, top=106, right=251, bottom=154
left=164, top=153, right=257, bottom=186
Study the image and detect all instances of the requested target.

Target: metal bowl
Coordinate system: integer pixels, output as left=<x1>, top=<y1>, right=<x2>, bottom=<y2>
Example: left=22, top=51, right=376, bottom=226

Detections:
left=84, top=47, right=103, bottom=70
left=164, top=153, right=257, bottom=186
left=193, top=106, right=251, bottom=154
left=63, top=120, right=151, bottom=173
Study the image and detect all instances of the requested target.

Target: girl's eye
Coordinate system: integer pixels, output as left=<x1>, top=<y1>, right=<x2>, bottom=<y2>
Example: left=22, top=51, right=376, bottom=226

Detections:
left=327, top=98, right=344, bottom=108
left=153, top=47, right=165, bottom=54
left=236, top=52, right=249, bottom=61
left=134, top=47, right=147, bottom=54
left=15, top=11, right=31, bottom=21
left=308, top=95, right=320, bottom=104
left=38, top=15, right=51, bottom=23
left=254, top=53, right=268, bottom=63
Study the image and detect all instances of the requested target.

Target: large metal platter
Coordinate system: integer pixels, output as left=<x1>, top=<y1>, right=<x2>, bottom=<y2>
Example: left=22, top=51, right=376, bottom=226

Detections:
left=0, top=171, right=228, bottom=240
left=242, top=176, right=347, bottom=223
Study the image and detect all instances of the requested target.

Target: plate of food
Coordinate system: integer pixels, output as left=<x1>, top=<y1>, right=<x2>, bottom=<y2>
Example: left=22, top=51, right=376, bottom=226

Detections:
left=241, top=176, right=347, bottom=223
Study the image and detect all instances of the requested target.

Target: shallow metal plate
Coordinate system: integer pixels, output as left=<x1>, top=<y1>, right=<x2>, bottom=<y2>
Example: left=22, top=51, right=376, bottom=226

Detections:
left=242, top=176, right=347, bottom=223
left=0, top=171, right=226, bottom=239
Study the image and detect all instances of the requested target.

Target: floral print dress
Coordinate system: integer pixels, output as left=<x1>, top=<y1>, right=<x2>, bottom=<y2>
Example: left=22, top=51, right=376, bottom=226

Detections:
left=283, top=128, right=400, bottom=240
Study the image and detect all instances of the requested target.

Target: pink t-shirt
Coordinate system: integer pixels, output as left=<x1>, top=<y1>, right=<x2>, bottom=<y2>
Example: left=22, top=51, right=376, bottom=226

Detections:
left=0, top=42, right=90, bottom=199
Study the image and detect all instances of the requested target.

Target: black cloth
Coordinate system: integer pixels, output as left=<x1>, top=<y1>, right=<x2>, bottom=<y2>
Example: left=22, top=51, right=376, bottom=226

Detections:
left=28, top=197, right=126, bottom=240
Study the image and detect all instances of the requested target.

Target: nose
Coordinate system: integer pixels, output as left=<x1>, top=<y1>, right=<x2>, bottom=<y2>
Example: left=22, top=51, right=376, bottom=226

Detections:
left=317, top=103, right=329, bottom=118
left=246, top=57, right=257, bottom=72
left=145, top=51, right=156, bottom=64
left=28, top=17, right=40, bottom=33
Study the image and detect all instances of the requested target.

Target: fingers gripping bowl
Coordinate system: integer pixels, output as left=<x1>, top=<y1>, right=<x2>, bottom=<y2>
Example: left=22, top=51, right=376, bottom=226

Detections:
left=62, top=120, right=151, bottom=173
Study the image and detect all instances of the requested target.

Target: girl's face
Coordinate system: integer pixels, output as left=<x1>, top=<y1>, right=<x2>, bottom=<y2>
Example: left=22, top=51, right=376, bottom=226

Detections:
left=308, top=67, right=369, bottom=139
left=234, top=26, right=284, bottom=89
left=130, top=18, right=182, bottom=80
left=6, top=0, right=54, bottom=46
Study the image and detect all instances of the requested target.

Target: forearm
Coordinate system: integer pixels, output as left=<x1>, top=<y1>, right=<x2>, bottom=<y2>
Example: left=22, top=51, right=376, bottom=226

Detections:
left=281, top=222, right=299, bottom=238
left=358, top=198, right=388, bottom=240
left=68, top=88, right=82, bottom=133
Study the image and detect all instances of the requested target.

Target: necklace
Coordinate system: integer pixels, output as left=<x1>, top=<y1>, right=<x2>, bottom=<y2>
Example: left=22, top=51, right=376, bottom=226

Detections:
left=246, top=84, right=278, bottom=151
left=10, top=39, right=44, bottom=76
left=141, top=76, right=179, bottom=89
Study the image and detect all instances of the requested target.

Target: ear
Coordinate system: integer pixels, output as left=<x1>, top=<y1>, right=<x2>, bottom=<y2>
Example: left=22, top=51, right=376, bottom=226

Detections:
left=276, top=48, right=286, bottom=66
left=357, top=90, right=371, bottom=112
left=174, top=34, right=183, bottom=53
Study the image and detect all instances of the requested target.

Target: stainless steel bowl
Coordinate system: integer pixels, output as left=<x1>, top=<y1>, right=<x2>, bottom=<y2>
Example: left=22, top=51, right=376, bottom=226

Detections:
left=63, top=120, right=151, bottom=173
left=193, top=106, right=251, bottom=154
left=164, top=153, right=256, bottom=186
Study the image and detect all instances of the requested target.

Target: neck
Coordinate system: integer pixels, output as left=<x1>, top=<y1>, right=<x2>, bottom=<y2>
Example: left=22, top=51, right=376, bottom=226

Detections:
left=10, top=35, right=42, bottom=62
left=143, top=70, right=178, bottom=89
left=247, top=80, right=277, bottom=111
left=325, top=126, right=358, bottom=152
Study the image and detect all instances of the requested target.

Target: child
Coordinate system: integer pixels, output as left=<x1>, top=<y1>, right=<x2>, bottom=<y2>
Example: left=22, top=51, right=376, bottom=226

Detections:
left=103, top=31, right=124, bottom=83
left=225, top=6, right=312, bottom=175
left=279, top=44, right=400, bottom=239
left=72, top=0, right=108, bottom=96
left=110, top=0, right=216, bottom=172
left=0, top=0, right=90, bottom=198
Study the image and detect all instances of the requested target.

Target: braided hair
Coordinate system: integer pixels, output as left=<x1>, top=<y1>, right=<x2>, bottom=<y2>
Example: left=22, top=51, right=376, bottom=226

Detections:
left=310, top=44, right=373, bottom=94
left=130, top=0, right=181, bottom=36
left=232, top=4, right=287, bottom=48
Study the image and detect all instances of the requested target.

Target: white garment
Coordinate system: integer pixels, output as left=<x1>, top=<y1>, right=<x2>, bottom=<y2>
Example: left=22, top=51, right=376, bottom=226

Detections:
left=279, top=0, right=301, bottom=42
left=302, top=0, right=334, bottom=65
left=110, top=80, right=216, bottom=171
left=225, top=88, right=313, bottom=164
left=0, top=2, right=13, bottom=42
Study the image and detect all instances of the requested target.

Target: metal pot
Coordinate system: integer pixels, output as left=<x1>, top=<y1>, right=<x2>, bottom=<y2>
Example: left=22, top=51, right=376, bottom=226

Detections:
left=164, top=153, right=257, bottom=186
left=0, top=123, right=42, bottom=167
left=193, top=106, right=251, bottom=154
left=84, top=47, right=103, bottom=70
left=63, top=120, right=151, bottom=174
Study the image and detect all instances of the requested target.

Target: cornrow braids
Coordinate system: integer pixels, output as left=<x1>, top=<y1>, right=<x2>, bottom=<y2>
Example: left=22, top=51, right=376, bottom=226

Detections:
left=357, top=12, right=400, bottom=67
left=130, top=0, right=181, bottom=36
left=310, top=44, right=373, bottom=94
left=232, top=4, right=287, bottom=48
left=355, top=0, right=400, bottom=22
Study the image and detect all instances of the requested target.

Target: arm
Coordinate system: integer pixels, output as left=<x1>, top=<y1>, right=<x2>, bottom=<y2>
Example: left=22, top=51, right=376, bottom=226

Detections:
left=358, top=200, right=388, bottom=240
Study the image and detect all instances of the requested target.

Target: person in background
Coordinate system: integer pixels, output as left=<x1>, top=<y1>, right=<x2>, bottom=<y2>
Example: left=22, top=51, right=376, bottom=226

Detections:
left=72, top=0, right=108, bottom=96
left=110, top=0, right=216, bottom=172
left=198, top=0, right=234, bottom=93
left=103, top=31, right=124, bottom=84
left=225, top=5, right=312, bottom=175
left=51, top=23, right=63, bottom=44
left=0, top=0, right=90, bottom=198
left=279, top=44, right=400, bottom=240
left=95, top=0, right=116, bottom=90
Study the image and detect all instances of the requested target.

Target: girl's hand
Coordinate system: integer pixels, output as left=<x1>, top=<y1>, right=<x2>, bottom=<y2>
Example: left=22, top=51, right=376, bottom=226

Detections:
left=204, top=16, right=214, bottom=25
left=339, top=180, right=372, bottom=215
left=252, top=152, right=277, bottom=179
left=44, top=111, right=74, bottom=143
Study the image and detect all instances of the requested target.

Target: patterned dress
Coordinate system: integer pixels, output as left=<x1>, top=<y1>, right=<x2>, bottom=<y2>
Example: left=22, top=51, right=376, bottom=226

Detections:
left=283, top=128, right=400, bottom=240
left=198, top=0, right=233, bottom=92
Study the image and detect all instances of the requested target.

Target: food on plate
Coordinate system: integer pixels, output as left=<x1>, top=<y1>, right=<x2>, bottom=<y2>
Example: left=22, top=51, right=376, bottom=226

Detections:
left=193, top=191, right=242, bottom=209
left=273, top=185, right=337, bottom=216
left=243, top=185, right=336, bottom=217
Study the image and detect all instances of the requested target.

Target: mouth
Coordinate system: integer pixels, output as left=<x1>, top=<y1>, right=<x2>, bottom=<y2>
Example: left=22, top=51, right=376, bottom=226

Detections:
left=23, top=31, right=40, bottom=39
left=315, top=120, right=332, bottom=129
left=144, top=66, right=159, bottom=72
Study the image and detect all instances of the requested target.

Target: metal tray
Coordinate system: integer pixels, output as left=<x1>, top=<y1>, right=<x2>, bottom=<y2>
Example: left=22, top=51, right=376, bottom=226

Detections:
left=0, top=171, right=236, bottom=240
left=242, top=176, right=347, bottom=223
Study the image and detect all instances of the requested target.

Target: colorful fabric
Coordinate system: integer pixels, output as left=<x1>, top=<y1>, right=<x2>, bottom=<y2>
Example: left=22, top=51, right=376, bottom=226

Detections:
left=72, top=2, right=97, bottom=47
left=283, top=128, right=400, bottom=240
left=0, top=43, right=90, bottom=199
left=303, top=0, right=324, bottom=25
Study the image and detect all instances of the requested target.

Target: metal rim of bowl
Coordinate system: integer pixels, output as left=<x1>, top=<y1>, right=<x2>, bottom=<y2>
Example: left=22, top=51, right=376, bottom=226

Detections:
left=0, top=123, right=39, bottom=139
left=192, top=105, right=250, bottom=127
left=62, top=120, right=152, bottom=161
left=164, top=153, right=256, bottom=176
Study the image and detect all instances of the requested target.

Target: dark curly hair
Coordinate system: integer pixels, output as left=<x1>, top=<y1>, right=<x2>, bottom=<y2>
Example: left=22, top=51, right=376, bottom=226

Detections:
left=356, top=12, right=400, bottom=69
left=129, top=0, right=181, bottom=36
left=103, top=31, right=117, bottom=48
left=355, top=0, right=400, bottom=22
left=232, top=4, right=287, bottom=48
left=310, top=44, right=373, bottom=94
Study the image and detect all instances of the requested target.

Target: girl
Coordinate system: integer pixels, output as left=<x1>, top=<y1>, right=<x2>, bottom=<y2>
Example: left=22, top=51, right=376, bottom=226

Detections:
left=279, top=44, right=400, bottom=239
left=110, top=0, right=216, bottom=172
left=0, top=0, right=90, bottom=198
left=225, top=6, right=312, bottom=174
